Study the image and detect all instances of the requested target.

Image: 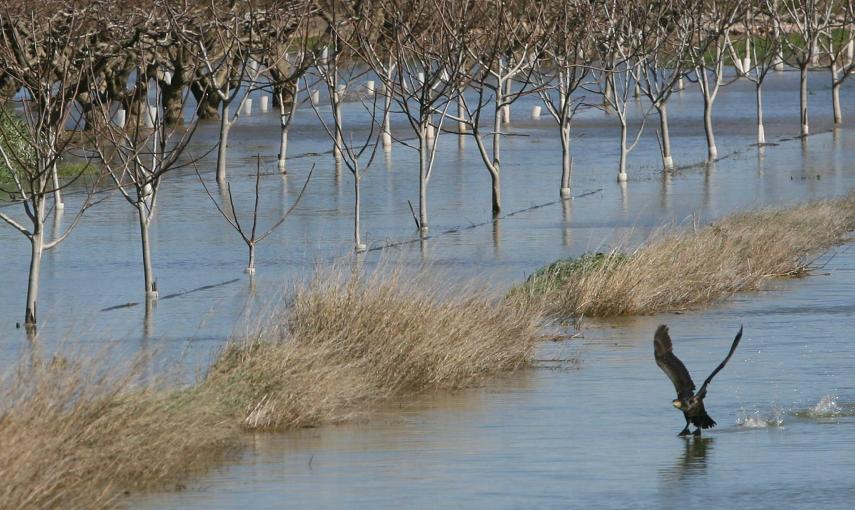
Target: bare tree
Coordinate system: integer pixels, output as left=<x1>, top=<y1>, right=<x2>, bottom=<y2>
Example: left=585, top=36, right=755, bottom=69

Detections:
left=727, top=3, right=785, bottom=145
left=197, top=156, right=313, bottom=274
left=357, top=0, right=466, bottom=233
left=532, top=0, right=595, bottom=196
left=450, top=0, right=545, bottom=215
left=310, top=5, right=381, bottom=253
left=632, top=0, right=696, bottom=170
left=0, top=3, right=106, bottom=328
left=189, top=1, right=256, bottom=183
left=816, top=1, right=855, bottom=125
left=773, top=0, right=836, bottom=137
left=683, top=0, right=741, bottom=160
left=589, top=0, right=652, bottom=182
left=87, top=3, right=204, bottom=301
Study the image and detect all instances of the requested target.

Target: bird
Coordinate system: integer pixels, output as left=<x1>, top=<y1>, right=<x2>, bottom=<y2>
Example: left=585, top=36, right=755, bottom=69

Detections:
left=654, top=324, right=743, bottom=436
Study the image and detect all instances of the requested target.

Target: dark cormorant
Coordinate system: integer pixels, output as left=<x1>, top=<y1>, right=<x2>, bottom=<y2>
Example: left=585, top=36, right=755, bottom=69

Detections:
left=654, top=324, right=743, bottom=436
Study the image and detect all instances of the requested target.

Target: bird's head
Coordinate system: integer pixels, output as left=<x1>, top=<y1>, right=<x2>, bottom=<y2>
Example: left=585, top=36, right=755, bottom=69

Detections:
left=672, top=399, right=683, bottom=409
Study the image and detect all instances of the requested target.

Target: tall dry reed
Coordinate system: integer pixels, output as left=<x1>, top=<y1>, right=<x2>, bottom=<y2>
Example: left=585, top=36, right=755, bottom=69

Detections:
left=0, top=268, right=542, bottom=508
left=205, top=269, right=542, bottom=430
left=519, top=194, right=855, bottom=317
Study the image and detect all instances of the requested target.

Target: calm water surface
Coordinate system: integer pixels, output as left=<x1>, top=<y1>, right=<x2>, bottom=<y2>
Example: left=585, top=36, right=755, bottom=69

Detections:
left=2, top=70, right=855, bottom=508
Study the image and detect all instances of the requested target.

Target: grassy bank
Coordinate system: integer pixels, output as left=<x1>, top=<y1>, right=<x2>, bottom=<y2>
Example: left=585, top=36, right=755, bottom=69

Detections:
left=513, top=194, right=855, bottom=317
left=0, top=269, right=541, bottom=508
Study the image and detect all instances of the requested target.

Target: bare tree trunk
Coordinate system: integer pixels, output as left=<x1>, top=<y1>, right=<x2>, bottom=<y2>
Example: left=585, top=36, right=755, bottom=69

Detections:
left=703, top=98, right=717, bottom=160
left=191, top=81, right=221, bottom=120
left=491, top=84, right=503, bottom=215
left=457, top=91, right=466, bottom=134
left=831, top=66, right=842, bottom=125
left=278, top=121, right=289, bottom=173
left=502, top=78, right=511, bottom=123
left=138, top=205, right=157, bottom=298
left=51, top=160, right=63, bottom=211
left=382, top=64, right=393, bottom=151
left=246, top=243, right=256, bottom=274
left=418, top=127, right=429, bottom=233
left=657, top=102, right=673, bottom=169
left=560, top=120, right=572, bottom=198
left=800, top=63, right=809, bottom=136
left=618, top=120, right=628, bottom=182
left=334, top=80, right=343, bottom=161
left=353, top=172, right=365, bottom=252
left=162, top=81, right=184, bottom=126
left=756, top=84, right=766, bottom=144
left=217, top=104, right=231, bottom=182
left=25, top=230, right=44, bottom=326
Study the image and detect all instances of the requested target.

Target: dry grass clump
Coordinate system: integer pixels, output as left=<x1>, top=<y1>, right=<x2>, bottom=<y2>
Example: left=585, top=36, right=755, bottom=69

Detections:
left=204, top=269, right=542, bottom=430
left=0, top=354, right=239, bottom=510
left=520, top=194, right=855, bottom=317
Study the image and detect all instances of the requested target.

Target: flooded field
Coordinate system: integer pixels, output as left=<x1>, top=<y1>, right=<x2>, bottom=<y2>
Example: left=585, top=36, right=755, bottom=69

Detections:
left=3, top=69, right=855, bottom=508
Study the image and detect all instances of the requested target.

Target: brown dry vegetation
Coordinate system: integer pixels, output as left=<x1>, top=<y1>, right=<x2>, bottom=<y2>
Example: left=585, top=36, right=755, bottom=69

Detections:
left=515, top=194, right=855, bottom=317
left=0, top=269, right=541, bottom=509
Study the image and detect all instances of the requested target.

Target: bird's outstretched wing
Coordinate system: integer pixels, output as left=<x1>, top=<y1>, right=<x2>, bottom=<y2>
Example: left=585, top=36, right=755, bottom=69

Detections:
left=654, top=325, right=696, bottom=400
left=697, top=325, right=743, bottom=398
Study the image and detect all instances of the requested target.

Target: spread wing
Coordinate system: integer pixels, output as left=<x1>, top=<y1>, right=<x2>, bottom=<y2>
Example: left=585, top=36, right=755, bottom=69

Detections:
left=697, top=325, right=743, bottom=398
left=654, top=325, right=696, bottom=400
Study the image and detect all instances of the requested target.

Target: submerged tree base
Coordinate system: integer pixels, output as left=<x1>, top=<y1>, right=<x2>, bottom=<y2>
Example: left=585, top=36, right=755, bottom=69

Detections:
left=513, top=194, right=855, bottom=317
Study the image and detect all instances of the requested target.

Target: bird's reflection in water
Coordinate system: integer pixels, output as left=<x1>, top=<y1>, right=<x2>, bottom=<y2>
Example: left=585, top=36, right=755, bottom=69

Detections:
left=661, top=436, right=714, bottom=486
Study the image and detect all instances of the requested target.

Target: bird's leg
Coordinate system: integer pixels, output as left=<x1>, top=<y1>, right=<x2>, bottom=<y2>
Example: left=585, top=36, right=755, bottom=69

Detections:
left=692, top=427, right=702, bottom=437
left=678, top=417, right=691, bottom=437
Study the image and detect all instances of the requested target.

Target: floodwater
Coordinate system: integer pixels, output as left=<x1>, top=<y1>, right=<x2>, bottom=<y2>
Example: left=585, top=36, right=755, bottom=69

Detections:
left=2, top=68, right=855, bottom=507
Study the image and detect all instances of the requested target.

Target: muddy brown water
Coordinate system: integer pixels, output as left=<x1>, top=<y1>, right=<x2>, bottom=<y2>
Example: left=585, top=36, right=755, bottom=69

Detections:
left=2, top=69, right=855, bottom=508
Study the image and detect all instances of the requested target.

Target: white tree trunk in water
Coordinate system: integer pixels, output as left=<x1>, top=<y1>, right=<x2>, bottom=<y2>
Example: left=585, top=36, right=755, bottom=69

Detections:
left=457, top=92, right=466, bottom=133
left=491, top=84, right=502, bottom=214
left=25, top=231, right=44, bottom=326
left=618, top=120, right=628, bottom=182
left=353, top=171, right=365, bottom=252
left=246, top=244, right=256, bottom=274
left=658, top=102, right=673, bottom=169
left=382, top=63, right=393, bottom=151
left=502, top=79, right=511, bottom=123
left=334, top=88, right=343, bottom=161
left=703, top=99, right=717, bottom=160
left=800, top=64, right=809, bottom=136
left=278, top=124, right=289, bottom=173
left=560, top=121, right=572, bottom=198
left=418, top=127, right=429, bottom=233
left=756, top=84, right=766, bottom=144
left=216, top=104, right=231, bottom=182
left=832, top=66, right=842, bottom=125
left=51, top=160, right=63, bottom=211
left=138, top=205, right=157, bottom=298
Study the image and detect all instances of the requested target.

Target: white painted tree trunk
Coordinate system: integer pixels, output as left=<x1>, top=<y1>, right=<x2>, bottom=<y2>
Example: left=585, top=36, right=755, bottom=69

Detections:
left=491, top=86, right=502, bottom=215
left=216, top=104, right=231, bottom=182
left=457, top=92, right=466, bottom=133
left=138, top=205, right=157, bottom=298
left=502, top=79, right=511, bottom=123
left=832, top=66, right=842, bottom=124
left=800, top=64, right=809, bottom=136
left=51, top=160, right=63, bottom=210
left=353, top=172, right=365, bottom=252
left=25, top=230, right=44, bottom=326
left=703, top=97, right=717, bottom=160
left=658, top=102, right=673, bottom=169
left=560, top=121, right=572, bottom=198
left=334, top=86, right=343, bottom=161
left=278, top=123, right=289, bottom=174
left=618, top=120, right=628, bottom=182
left=418, top=127, right=429, bottom=233
left=756, top=84, right=766, bottom=144
left=246, top=244, right=256, bottom=274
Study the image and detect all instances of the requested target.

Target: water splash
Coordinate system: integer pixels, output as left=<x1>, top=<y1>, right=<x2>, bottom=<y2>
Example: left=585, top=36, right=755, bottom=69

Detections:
left=737, top=408, right=784, bottom=428
left=808, top=395, right=842, bottom=417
